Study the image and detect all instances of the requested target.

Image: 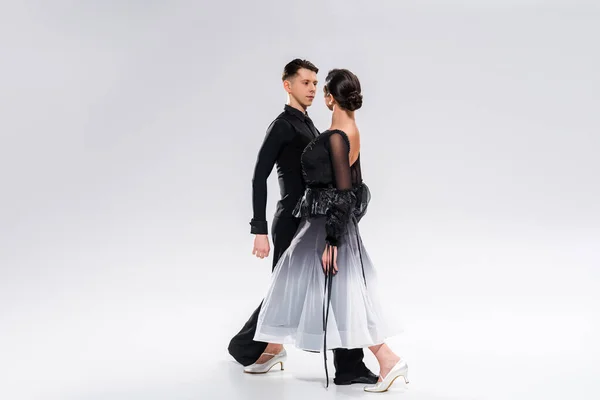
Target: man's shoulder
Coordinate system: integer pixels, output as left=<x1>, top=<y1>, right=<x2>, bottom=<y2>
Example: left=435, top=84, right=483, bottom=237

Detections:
left=273, top=110, right=294, bottom=123
left=267, top=112, right=294, bottom=131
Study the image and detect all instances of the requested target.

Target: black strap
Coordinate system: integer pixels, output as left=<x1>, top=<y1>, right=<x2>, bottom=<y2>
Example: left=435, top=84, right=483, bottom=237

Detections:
left=322, top=218, right=366, bottom=388
left=353, top=216, right=367, bottom=288
left=322, top=244, right=334, bottom=388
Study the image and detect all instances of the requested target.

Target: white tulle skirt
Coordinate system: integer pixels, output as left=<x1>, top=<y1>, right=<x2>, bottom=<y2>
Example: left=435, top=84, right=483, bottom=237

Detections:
left=254, top=216, right=395, bottom=352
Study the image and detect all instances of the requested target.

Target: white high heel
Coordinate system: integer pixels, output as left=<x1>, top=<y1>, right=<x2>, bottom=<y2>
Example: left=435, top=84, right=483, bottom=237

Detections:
left=243, top=349, right=287, bottom=374
left=364, top=359, right=409, bottom=393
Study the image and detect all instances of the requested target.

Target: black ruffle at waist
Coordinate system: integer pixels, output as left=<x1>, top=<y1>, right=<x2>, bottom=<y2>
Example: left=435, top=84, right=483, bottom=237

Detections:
left=292, top=183, right=371, bottom=221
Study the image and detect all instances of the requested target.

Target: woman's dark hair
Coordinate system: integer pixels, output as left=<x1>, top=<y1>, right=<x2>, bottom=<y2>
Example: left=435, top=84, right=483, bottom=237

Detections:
left=282, top=59, right=319, bottom=81
left=324, top=68, right=363, bottom=111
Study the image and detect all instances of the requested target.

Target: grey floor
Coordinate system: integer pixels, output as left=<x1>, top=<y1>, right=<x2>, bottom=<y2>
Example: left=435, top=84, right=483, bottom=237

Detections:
left=2, top=249, right=598, bottom=400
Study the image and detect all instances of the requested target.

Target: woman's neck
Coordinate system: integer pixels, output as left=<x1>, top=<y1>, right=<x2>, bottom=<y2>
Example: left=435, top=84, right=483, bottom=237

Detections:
left=330, top=107, right=355, bottom=130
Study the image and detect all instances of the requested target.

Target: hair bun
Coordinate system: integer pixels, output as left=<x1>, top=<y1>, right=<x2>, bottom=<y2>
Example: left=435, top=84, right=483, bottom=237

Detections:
left=325, top=68, right=363, bottom=111
left=343, top=90, right=363, bottom=111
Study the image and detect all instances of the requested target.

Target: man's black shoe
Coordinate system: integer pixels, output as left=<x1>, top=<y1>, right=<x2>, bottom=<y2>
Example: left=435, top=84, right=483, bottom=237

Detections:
left=333, top=369, right=379, bottom=385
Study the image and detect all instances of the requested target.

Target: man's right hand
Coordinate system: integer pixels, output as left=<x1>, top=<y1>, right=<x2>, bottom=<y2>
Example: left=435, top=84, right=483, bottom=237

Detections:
left=252, top=234, right=270, bottom=259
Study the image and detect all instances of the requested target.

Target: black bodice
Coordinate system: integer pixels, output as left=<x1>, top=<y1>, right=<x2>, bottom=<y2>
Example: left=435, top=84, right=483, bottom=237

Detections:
left=293, top=130, right=370, bottom=246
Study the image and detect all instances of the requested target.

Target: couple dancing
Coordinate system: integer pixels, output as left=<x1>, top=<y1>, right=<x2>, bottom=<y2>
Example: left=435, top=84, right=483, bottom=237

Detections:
left=228, top=59, right=408, bottom=393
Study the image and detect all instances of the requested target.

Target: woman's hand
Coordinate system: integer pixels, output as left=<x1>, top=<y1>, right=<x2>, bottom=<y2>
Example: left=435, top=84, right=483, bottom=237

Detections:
left=321, top=244, right=338, bottom=275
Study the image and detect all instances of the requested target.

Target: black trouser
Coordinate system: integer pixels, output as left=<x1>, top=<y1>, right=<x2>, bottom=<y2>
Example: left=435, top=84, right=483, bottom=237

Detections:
left=227, top=215, right=368, bottom=380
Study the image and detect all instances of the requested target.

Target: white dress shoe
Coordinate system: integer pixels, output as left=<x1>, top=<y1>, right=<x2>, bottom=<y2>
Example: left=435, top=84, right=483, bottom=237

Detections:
left=364, top=359, right=408, bottom=393
left=243, top=349, right=287, bottom=374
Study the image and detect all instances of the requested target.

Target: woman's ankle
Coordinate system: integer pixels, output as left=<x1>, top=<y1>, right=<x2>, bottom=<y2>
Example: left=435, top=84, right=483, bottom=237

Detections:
left=374, top=344, right=399, bottom=364
left=264, top=343, right=283, bottom=354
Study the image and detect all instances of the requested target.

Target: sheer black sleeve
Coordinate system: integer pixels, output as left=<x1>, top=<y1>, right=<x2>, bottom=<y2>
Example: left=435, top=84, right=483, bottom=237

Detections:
left=250, top=118, right=293, bottom=234
left=325, top=132, right=356, bottom=246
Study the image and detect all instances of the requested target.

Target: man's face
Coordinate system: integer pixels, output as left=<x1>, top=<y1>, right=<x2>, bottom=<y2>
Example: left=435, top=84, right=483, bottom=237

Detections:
left=286, top=68, right=318, bottom=108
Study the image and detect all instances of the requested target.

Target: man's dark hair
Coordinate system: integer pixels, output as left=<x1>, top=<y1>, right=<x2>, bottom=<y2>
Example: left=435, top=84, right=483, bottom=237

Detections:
left=282, top=59, right=318, bottom=81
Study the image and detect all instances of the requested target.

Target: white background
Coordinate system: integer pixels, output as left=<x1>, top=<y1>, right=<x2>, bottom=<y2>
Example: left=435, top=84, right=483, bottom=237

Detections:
left=1, top=1, right=599, bottom=399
